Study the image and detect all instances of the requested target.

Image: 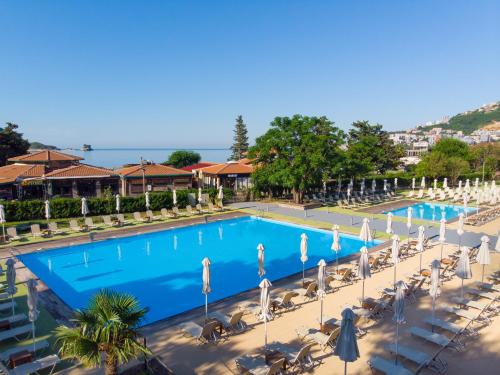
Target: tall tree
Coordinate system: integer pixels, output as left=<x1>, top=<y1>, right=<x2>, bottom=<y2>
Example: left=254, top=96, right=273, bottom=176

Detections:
left=164, top=150, right=201, bottom=168
left=229, top=115, right=249, bottom=160
left=0, top=122, right=30, bottom=166
left=249, top=115, right=344, bottom=204
left=56, top=290, right=150, bottom=375
left=345, top=121, right=404, bottom=174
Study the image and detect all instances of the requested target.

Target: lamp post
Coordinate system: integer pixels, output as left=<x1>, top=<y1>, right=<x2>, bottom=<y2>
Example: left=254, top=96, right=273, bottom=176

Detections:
left=140, top=157, right=146, bottom=194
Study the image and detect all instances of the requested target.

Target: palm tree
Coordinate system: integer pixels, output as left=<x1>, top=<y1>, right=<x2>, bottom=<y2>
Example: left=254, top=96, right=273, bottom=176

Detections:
left=55, top=289, right=151, bottom=375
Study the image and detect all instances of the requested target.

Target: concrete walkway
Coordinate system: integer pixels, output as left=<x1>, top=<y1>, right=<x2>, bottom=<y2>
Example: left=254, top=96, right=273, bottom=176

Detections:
left=231, top=201, right=499, bottom=248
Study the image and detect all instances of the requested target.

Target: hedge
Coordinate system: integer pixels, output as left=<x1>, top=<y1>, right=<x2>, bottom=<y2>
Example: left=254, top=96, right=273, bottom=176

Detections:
left=0, top=188, right=233, bottom=222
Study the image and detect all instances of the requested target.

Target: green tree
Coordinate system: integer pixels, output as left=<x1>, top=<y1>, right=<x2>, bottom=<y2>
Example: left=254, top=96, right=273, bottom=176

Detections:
left=249, top=115, right=344, bottom=203
left=0, top=122, right=31, bottom=166
left=431, top=138, right=470, bottom=159
left=469, top=142, right=500, bottom=180
left=164, top=150, right=201, bottom=168
left=55, top=290, right=150, bottom=375
left=445, top=157, right=469, bottom=186
left=346, top=121, right=403, bottom=174
left=229, top=115, right=249, bottom=160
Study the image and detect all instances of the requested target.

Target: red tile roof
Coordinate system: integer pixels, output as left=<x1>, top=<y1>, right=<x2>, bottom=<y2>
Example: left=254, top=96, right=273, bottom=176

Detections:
left=199, top=161, right=254, bottom=175
left=180, top=162, right=218, bottom=172
left=8, top=150, right=83, bottom=162
left=0, top=164, right=46, bottom=185
left=116, top=164, right=192, bottom=178
left=44, top=164, right=115, bottom=179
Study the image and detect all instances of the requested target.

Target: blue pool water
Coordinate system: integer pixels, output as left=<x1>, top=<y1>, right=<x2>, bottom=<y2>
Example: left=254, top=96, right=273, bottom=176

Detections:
left=19, top=217, right=381, bottom=325
left=386, top=202, right=475, bottom=221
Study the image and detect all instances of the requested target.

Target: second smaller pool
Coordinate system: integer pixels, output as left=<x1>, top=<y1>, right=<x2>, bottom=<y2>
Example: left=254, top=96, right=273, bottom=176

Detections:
left=386, top=202, right=475, bottom=221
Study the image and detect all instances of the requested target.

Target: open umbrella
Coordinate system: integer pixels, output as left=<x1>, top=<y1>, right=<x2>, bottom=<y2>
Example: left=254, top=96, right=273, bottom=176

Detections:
left=411, top=178, right=415, bottom=191
left=359, top=218, right=372, bottom=243
left=81, top=197, right=89, bottom=218
left=476, top=236, right=490, bottom=283
left=334, top=308, right=360, bottom=375
left=173, top=189, right=177, bottom=206
left=429, top=260, right=441, bottom=331
left=391, top=235, right=400, bottom=287
left=300, top=233, right=308, bottom=285
left=27, top=279, right=39, bottom=354
left=115, top=194, right=120, bottom=213
left=44, top=200, right=50, bottom=221
left=392, top=280, right=406, bottom=365
left=358, top=247, right=371, bottom=302
left=0, top=204, right=6, bottom=241
left=421, top=177, right=426, bottom=189
left=416, top=226, right=425, bottom=273
left=406, top=207, right=413, bottom=246
left=456, top=247, right=472, bottom=298
left=6, top=258, right=17, bottom=316
left=145, top=192, right=150, bottom=210
left=257, top=243, right=265, bottom=278
left=439, top=218, right=446, bottom=261
left=386, top=213, right=393, bottom=234
left=317, top=259, right=327, bottom=328
left=202, top=257, right=211, bottom=319
left=457, top=213, right=464, bottom=250
left=331, top=225, right=341, bottom=271
left=198, top=187, right=203, bottom=204
left=259, top=278, right=272, bottom=350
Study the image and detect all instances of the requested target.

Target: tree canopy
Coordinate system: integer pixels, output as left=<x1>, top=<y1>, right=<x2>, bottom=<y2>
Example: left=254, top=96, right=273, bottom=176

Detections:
left=0, top=122, right=30, bottom=166
left=249, top=115, right=344, bottom=203
left=229, top=115, right=249, bottom=161
left=164, top=150, right=201, bottom=168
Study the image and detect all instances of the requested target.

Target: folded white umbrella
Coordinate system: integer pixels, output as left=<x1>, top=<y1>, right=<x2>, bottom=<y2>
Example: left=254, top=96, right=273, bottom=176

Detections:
left=465, top=179, right=470, bottom=191
left=458, top=180, right=462, bottom=190
left=173, top=189, right=177, bottom=206
left=392, top=280, right=406, bottom=365
left=198, top=187, right=203, bottom=203
left=145, top=192, right=150, bottom=209
left=456, top=247, right=472, bottom=298
left=411, top=178, right=415, bottom=190
left=6, top=258, right=17, bottom=316
left=371, top=179, right=376, bottom=193
left=202, top=257, right=211, bottom=319
left=433, top=179, right=437, bottom=190
left=406, top=207, right=413, bottom=245
left=334, top=308, right=360, bottom=375
left=394, top=178, right=398, bottom=190
left=359, top=218, right=372, bottom=243
left=217, top=185, right=223, bottom=201
left=331, top=225, right=341, bottom=271
left=443, top=178, right=448, bottom=189
left=358, top=247, right=371, bottom=302
left=457, top=213, right=464, bottom=249
left=259, top=278, right=272, bottom=349
left=383, top=179, right=387, bottom=192
left=81, top=197, right=89, bottom=217
left=115, top=194, right=120, bottom=213
left=416, top=226, right=426, bottom=273
left=421, top=177, right=425, bottom=189
left=317, top=259, right=327, bottom=327
left=476, top=236, right=490, bottom=283
left=386, top=212, right=393, bottom=234
left=439, top=218, right=446, bottom=260
left=391, top=235, right=400, bottom=286
left=475, top=178, right=479, bottom=189
left=0, top=204, right=5, bottom=242
left=44, top=200, right=50, bottom=221
left=257, top=243, right=265, bottom=278
left=429, top=260, right=441, bottom=331
left=300, top=233, right=308, bottom=284
left=27, top=278, right=39, bottom=353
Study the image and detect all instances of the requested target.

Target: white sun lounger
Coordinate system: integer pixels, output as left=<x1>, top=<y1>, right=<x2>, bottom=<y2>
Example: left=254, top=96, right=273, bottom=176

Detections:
left=409, top=326, right=463, bottom=351
left=465, top=288, right=498, bottom=301
left=386, top=343, right=447, bottom=374
left=0, top=339, right=50, bottom=362
left=0, top=324, right=32, bottom=342
left=475, top=282, right=500, bottom=293
left=0, top=302, right=16, bottom=313
left=1, top=314, right=27, bottom=326
left=368, top=356, right=413, bottom=375
left=441, top=305, right=489, bottom=325
left=178, top=321, right=219, bottom=344
left=424, top=316, right=474, bottom=336
left=235, top=354, right=285, bottom=375
left=0, top=354, right=60, bottom=375
left=451, top=296, right=489, bottom=311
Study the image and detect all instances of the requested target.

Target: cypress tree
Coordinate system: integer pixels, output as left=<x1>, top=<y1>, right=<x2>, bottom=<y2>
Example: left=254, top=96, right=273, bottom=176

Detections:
left=229, top=115, right=249, bottom=160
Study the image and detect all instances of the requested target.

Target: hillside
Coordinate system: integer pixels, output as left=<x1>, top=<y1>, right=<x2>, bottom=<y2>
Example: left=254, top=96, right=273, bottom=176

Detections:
left=29, top=141, right=59, bottom=150
left=419, top=102, right=500, bottom=134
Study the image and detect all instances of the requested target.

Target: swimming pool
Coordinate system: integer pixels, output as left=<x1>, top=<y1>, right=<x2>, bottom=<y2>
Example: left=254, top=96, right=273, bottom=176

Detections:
left=386, top=202, right=475, bottom=221
left=19, top=216, right=381, bottom=325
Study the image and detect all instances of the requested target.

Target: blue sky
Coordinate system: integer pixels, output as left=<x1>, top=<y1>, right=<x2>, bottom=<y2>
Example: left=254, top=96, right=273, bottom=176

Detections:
left=1, top=0, right=499, bottom=148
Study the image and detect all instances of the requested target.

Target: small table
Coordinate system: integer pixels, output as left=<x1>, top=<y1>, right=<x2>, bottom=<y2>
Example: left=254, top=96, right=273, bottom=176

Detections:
left=204, top=318, right=223, bottom=335
left=265, top=350, right=286, bottom=369
left=441, top=258, right=453, bottom=265
left=42, top=229, right=52, bottom=237
left=420, top=269, right=431, bottom=277
left=0, top=320, right=11, bottom=331
left=9, top=350, right=32, bottom=368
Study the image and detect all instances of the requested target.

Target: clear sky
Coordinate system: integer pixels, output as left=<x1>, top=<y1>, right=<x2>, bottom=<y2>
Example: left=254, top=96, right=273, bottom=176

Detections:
left=1, top=0, right=499, bottom=148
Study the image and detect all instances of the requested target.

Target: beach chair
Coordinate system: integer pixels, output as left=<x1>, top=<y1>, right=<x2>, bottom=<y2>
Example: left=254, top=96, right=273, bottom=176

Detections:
left=133, top=212, right=149, bottom=223
left=367, top=356, right=414, bottom=375
left=6, top=227, right=21, bottom=241
left=48, top=222, right=63, bottom=234
left=30, top=224, right=45, bottom=238
left=178, top=321, right=220, bottom=344
left=0, top=302, right=16, bottom=314
left=172, top=206, right=183, bottom=217
left=296, top=326, right=340, bottom=352
left=102, top=215, right=119, bottom=227
left=84, top=217, right=97, bottom=229
left=424, top=316, right=475, bottom=337
left=475, top=282, right=500, bottom=293
left=323, top=314, right=367, bottom=337
left=293, top=281, right=317, bottom=301
left=185, top=205, right=195, bottom=216
left=217, top=201, right=225, bottom=211
left=407, top=190, right=414, bottom=198
left=465, top=288, right=498, bottom=301
left=116, top=213, right=131, bottom=225
left=160, top=208, right=175, bottom=219
left=272, top=290, right=299, bottom=312
left=208, top=311, right=247, bottom=333
left=451, top=296, right=490, bottom=312
left=235, top=355, right=285, bottom=375
left=441, top=305, right=491, bottom=326
left=0, top=324, right=32, bottom=342
left=196, top=203, right=206, bottom=214
left=409, top=326, right=463, bottom=351
left=0, top=339, right=50, bottom=363
left=267, top=342, right=316, bottom=372
left=146, top=210, right=161, bottom=221
left=0, top=314, right=27, bottom=327
left=331, top=268, right=354, bottom=287
left=69, top=219, right=85, bottom=232
left=208, top=202, right=220, bottom=212
left=352, top=298, right=387, bottom=320
left=0, top=354, right=60, bottom=375
left=385, top=343, right=447, bottom=374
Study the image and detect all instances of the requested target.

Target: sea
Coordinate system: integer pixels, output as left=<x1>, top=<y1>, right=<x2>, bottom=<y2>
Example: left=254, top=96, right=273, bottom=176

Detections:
left=60, top=148, right=231, bottom=168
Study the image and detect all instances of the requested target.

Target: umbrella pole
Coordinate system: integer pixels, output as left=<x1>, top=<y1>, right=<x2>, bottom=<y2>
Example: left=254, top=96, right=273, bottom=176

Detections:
left=32, top=321, right=36, bottom=355
left=320, top=299, right=323, bottom=328
left=362, top=279, right=365, bottom=302
left=1, top=224, right=5, bottom=242
left=407, top=228, right=410, bottom=247
left=344, top=361, right=347, bottom=375
left=395, top=323, right=399, bottom=365
left=205, top=294, right=208, bottom=320
left=264, top=316, right=268, bottom=351
left=440, top=243, right=444, bottom=261
left=461, top=279, right=464, bottom=299
left=302, top=263, right=305, bottom=286
left=458, top=236, right=461, bottom=251
left=393, top=265, right=396, bottom=290
left=419, top=253, right=422, bottom=273
left=482, top=265, right=485, bottom=284
left=336, top=253, right=339, bottom=272
left=11, top=295, right=14, bottom=316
